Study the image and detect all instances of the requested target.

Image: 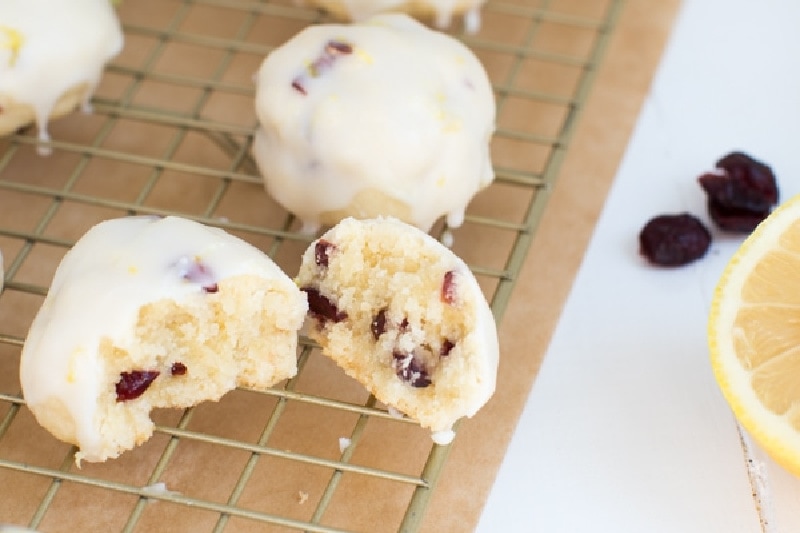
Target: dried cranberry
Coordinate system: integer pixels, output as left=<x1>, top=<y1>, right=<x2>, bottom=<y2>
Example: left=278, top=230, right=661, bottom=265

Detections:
left=315, top=239, right=334, bottom=268
left=392, top=352, right=431, bottom=388
left=171, top=362, right=187, bottom=376
left=441, top=271, right=457, bottom=304
left=705, top=200, right=769, bottom=233
left=440, top=339, right=455, bottom=356
left=325, top=40, right=353, bottom=55
left=303, top=287, right=347, bottom=323
left=178, top=257, right=218, bottom=293
left=371, top=308, right=387, bottom=340
left=294, top=39, right=354, bottom=95
left=639, top=213, right=712, bottom=267
left=115, top=370, right=160, bottom=402
left=291, top=79, right=307, bottom=95
left=698, top=151, right=778, bottom=232
left=311, top=41, right=352, bottom=74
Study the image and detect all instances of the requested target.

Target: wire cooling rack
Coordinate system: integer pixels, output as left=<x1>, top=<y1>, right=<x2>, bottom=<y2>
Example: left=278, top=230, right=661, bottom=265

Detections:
left=0, top=0, right=624, bottom=531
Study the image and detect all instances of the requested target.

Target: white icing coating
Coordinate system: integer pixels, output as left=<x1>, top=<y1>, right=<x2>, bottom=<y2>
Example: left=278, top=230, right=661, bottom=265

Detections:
left=431, top=428, right=455, bottom=445
left=253, top=13, right=495, bottom=234
left=296, top=0, right=487, bottom=32
left=19, top=216, right=303, bottom=462
left=0, top=0, right=123, bottom=152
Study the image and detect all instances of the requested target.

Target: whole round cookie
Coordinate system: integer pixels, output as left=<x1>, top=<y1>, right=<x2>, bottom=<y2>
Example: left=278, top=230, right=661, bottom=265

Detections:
left=19, top=216, right=307, bottom=463
left=0, top=0, right=123, bottom=153
left=253, top=13, right=495, bottom=234
left=297, top=0, right=488, bottom=32
left=296, top=216, right=499, bottom=443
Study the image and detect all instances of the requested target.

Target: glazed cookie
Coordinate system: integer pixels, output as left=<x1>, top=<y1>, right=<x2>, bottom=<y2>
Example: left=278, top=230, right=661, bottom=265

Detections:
left=296, top=217, right=499, bottom=444
left=296, top=0, right=488, bottom=32
left=0, top=0, right=123, bottom=154
left=20, top=216, right=307, bottom=463
left=253, top=13, right=495, bottom=235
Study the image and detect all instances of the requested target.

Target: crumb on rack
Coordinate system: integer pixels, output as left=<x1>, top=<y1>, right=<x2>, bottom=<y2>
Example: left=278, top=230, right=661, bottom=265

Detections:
left=338, top=437, right=351, bottom=453
left=141, top=482, right=180, bottom=499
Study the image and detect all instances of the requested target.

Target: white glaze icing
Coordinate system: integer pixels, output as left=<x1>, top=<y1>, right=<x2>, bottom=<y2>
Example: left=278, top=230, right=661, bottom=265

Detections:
left=431, top=428, right=455, bottom=445
left=296, top=0, right=487, bottom=32
left=0, top=0, right=123, bottom=152
left=19, top=216, right=304, bottom=462
left=253, top=13, right=495, bottom=234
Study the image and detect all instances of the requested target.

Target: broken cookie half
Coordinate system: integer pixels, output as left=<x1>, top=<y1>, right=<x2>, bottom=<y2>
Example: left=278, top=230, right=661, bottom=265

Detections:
left=19, top=216, right=307, bottom=463
left=296, top=217, right=499, bottom=444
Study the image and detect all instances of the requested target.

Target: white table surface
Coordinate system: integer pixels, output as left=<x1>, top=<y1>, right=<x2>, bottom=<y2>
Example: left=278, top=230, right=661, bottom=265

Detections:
left=478, top=0, right=800, bottom=531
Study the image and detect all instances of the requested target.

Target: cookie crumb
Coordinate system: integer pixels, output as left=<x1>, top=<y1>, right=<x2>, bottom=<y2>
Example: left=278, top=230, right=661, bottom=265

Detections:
left=338, top=437, right=352, bottom=453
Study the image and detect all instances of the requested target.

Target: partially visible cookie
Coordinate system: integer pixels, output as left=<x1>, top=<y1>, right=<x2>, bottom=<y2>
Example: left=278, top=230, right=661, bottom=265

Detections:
left=296, top=217, right=499, bottom=444
left=0, top=0, right=123, bottom=153
left=297, top=0, right=488, bottom=32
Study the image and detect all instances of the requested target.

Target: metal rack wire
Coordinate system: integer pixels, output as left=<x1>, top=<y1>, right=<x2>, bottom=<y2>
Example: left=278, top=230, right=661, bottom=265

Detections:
left=0, top=0, right=624, bottom=531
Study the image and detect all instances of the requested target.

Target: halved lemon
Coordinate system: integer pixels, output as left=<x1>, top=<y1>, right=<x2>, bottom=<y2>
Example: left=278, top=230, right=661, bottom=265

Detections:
left=709, top=193, right=800, bottom=476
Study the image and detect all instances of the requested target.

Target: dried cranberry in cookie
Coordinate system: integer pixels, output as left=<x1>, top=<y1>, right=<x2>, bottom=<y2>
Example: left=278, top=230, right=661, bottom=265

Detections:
left=19, top=216, right=307, bottom=463
left=253, top=14, right=495, bottom=235
left=115, top=370, right=160, bottom=402
left=296, top=217, right=499, bottom=444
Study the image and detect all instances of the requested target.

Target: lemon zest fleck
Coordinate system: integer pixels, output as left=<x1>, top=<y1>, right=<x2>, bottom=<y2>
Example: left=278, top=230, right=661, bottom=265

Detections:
left=355, top=47, right=373, bottom=65
left=0, top=26, right=24, bottom=67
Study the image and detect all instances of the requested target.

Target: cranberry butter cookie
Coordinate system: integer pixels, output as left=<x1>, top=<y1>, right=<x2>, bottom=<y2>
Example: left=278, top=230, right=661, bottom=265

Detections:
left=253, top=14, right=495, bottom=235
left=296, top=217, right=499, bottom=444
left=19, top=216, right=307, bottom=463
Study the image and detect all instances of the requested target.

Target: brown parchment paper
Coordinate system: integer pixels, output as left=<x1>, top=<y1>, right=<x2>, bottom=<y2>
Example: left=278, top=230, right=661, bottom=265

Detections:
left=0, top=0, right=681, bottom=531
left=423, top=1, right=682, bottom=531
